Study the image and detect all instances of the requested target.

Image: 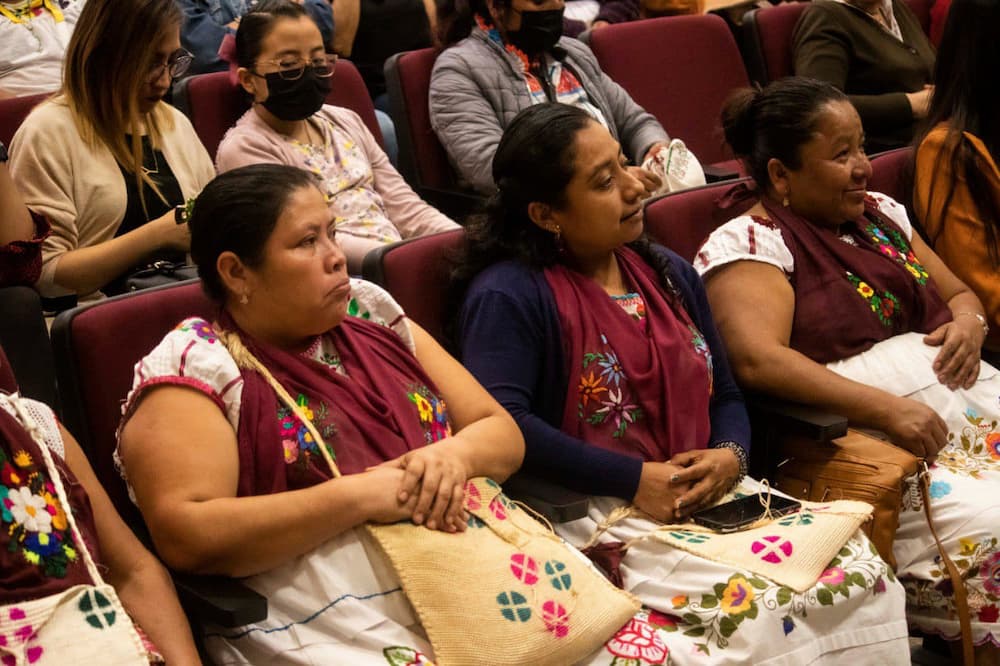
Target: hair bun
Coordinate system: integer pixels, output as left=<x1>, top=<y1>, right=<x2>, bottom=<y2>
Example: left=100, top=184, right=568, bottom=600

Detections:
left=721, top=87, right=760, bottom=158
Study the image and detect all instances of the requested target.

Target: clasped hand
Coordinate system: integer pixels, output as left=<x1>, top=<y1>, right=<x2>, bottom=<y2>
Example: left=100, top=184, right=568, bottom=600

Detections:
left=634, top=448, right=740, bottom=522
left=366, top=440, right=470, bottom=533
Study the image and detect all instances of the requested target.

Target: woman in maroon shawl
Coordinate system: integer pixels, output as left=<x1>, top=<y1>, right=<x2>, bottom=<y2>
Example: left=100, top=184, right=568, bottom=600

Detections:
left=697, top=77, right=1000, bottom=659
left=0, top=360, right=198, bottom=664
left=455, top=103, right=909, bottom=663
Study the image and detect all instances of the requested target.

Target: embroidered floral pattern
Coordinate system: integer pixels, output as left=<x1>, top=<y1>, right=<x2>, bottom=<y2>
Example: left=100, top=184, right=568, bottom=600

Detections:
left=688, top=325, right=714, bottom=395
left=670, top=539, right=893, bottom=654
left=613, top=293, right=647, bottom=322
left=863, top=222, right=930, bottom=285
left=905, top=536, right=1000, bottom=626
left=846, top=271, right=900, bottom=327
left=0, top=607, right=44, bottom=665
left=347, top=297, right=372, bottom=320
left=0, top=446, right=77, bottom=578
left=578, top=337, right=643, bottom=439
left=604, top=609, right=673, bottom=665
left=175, top=318, right=217, bottom=344
left=383, top=646, right=435, bottom=666
left=277, top=394, right=337, bottom=467
left=933, top=409, right=1000, bottom=478
left=407, top=385, right=451, bottom=444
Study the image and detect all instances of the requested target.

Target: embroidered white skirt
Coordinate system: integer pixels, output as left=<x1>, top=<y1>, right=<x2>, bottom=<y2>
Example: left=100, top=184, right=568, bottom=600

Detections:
left=828, top=331, right=1000, bottom=647
left=555, top=481, right=910, bottom=666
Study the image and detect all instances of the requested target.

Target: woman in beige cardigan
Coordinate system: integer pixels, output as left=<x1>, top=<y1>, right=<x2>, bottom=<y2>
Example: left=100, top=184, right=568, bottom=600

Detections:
left=9, top=0, right=214, bottom=307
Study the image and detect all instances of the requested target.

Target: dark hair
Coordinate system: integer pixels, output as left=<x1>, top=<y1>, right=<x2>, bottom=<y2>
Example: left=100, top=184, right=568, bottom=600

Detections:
left=190, top=164, right=317, bottom=303
left=235, top=0, right=311, bottom=70
left=916, top=0, right=1000, bottom=263
left=447, top=103, right=679, bottom=343
left=722, top=77, right=848, bottom=189
left=437, top=0, right=513, bottom=45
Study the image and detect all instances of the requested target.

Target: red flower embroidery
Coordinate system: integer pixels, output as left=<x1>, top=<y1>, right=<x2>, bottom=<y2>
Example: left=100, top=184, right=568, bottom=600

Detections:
left=605, top=617, right=669, bottom=664
left=978, top=604, right=999, bottom=623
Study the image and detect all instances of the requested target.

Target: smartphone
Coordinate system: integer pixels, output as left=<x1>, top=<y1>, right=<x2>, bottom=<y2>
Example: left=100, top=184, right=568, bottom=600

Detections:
left=690, top=495, right=802, bottom=533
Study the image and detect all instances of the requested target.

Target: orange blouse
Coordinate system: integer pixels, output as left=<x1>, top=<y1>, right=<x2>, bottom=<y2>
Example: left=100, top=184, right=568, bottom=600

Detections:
left=915, top=123, right=1000, bottom=348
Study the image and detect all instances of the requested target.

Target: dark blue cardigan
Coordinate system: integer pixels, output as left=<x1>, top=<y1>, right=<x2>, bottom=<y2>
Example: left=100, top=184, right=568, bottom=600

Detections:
left=457, top=246, right=751, bottom=501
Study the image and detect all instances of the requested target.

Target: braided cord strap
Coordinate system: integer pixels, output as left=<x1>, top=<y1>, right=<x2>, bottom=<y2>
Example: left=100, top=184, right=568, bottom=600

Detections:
left=214, top=327, right=343, bottom=480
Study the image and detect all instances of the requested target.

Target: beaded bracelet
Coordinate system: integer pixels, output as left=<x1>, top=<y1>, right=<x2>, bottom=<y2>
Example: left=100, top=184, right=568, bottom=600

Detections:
left=956, top=311, right=990, bottom=337
left=710, top=440, right=748, bottom=487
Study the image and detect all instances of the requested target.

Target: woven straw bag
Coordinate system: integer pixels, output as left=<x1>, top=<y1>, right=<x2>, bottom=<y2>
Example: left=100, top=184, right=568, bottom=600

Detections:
left=220, top=332, right=641, bottom=666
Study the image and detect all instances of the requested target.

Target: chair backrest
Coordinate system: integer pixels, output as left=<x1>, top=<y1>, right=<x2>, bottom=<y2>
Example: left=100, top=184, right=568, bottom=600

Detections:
left=903, top=0, right=933, bottom=35
left=643, top=178, right=753, bottom=262
left=384, top=49, right=459, bottom=191
left=742, top=2, right=810, bottom=85
left=0, top=287, right=60, bottom=412
left=0, top=345, right=17, bottom=395
left=868, top=147, right=913, bottom=209
left=0, top=92, right=50, bottom=148
left=173, top=59, right=382, bottom=159
left=51, top=281, right=214, bottom=526
left=361, top=229, right=464, bottom=344
left=587, top=14, right=750, bottom=166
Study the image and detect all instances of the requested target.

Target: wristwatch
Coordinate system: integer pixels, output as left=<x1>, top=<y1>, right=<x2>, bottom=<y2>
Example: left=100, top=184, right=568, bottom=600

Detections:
left=174, top=197, right=195, bottom=225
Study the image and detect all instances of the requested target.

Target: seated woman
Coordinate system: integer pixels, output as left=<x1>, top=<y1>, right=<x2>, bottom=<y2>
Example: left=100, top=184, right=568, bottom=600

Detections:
left=0, top=364, right=199, bottom=664
left=117, top=163, right=678, bottom=664
left=696, top=77, right=1000, bottom=658
left=914, top=0, right=1000, bottom=353
left=430, top=0, right=704, bottom=196
left=455, top=102, right=909, bottom=663
left=793, top=0, right=935, bottom=154
left=9, top=0, right=214, bottom=308
left=0, top=140, right=46, bottom=288
left=216, top=0, right=457, bottom=274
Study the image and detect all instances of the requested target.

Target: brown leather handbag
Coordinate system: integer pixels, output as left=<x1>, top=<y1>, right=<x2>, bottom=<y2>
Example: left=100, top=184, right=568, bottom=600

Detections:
left=773, top=429, right=917, bottom=570
left=774, top=429, right=975, bottom=665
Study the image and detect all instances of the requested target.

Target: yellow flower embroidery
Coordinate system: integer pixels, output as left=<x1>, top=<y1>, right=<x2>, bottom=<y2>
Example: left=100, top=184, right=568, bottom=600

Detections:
left=12, top=451, right=32, bottom=468
left=671, top=595, right=687, bottom=609
left=960, top=538, right=978, bottom=556
left=720, top=576, right=755, bottom=615
left=413, top=394, right=434, bottom=422
left=857, top=282, right=875, bottom=298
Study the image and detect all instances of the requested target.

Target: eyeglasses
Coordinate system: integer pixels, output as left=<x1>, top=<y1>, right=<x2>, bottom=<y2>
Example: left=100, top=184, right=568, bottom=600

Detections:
left=147, top=49, right=194, bottom=83
left=253, top=54, right=337, bottom=81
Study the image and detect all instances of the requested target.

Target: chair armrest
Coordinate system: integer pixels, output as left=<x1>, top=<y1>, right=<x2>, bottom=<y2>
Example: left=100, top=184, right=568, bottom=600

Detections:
left=502, top=473, right=590, bottom=524
left=172, top=572, right=267, bottom=628
left=417, top=186, right=485, bottom=221
left=703, top=164, right=740, bottom=183
left=748, top=395, right=849, bottom=442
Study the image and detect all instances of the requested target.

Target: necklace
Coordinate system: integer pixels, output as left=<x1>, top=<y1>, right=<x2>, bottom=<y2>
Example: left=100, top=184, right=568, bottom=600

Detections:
left=141, top=149, right=159, bottom=177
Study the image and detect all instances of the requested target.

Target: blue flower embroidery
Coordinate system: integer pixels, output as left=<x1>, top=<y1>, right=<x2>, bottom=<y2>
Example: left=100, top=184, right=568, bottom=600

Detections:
left=597, top=352, right=626, bottom=387
left=929, top=481, right=952, bottom=499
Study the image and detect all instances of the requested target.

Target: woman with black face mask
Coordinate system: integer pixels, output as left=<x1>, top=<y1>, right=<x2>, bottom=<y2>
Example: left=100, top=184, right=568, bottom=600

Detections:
left=429, top=0, right=706, bottom=196
left=217, top=0, right=459, bottom=274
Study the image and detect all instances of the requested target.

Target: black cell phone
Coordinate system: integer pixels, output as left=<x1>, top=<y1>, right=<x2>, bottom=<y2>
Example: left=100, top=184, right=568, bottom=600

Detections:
left=690, top=494, right=802, bottom=533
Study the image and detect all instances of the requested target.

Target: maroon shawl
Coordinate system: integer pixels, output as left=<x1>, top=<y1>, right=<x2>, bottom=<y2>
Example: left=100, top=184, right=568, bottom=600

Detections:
left=0, top=402, right=101, bottom=604
left=717, top=184, right=951, bottom=364
left=544, top=247, right=712, bottom=462
left=222, top=313, right=453, bottom=496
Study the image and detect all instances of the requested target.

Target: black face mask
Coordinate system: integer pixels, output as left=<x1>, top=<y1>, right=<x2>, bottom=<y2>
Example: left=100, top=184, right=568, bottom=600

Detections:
left=507, top=8, right=564, bottom=55
left=260, top=67, right=333, bottom=121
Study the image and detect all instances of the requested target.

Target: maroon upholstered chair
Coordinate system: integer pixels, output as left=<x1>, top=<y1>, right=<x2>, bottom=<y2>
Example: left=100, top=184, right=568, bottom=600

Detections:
left=903, top=0, right=933, bottom=35
left=868, top=147, right=914, bottom=210
left=0, top=92, right=50, bottom=148
left=384, top=49, right=483, bottom=218
left=172, top=59, right=382, bottom=159
left=0, top=345, right=17, bottom=395
left=51, top=281, right=268, bottom=627
left=361, top=229, right=464, bottom=344
left=50, top=281, right=214, bottom=527
left=742, top=2, right=811, bottom=85
left=643, top=178, right=753, bottom=263
left=586, top=14, right=750, bottom=168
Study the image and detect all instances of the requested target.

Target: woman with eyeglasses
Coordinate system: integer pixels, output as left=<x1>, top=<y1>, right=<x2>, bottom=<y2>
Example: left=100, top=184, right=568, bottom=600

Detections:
left=8, top=0, right=214, bottom=309
left=215, top=0, right=458, bottom=274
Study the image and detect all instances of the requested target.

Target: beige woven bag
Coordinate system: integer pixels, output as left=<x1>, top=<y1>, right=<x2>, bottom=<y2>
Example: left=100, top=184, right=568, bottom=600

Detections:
left=221, top=332, right=641, bottom=666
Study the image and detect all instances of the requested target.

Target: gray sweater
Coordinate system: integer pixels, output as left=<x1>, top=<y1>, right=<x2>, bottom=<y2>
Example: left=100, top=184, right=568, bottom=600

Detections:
left=430, top=29, right=669, bottom=194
